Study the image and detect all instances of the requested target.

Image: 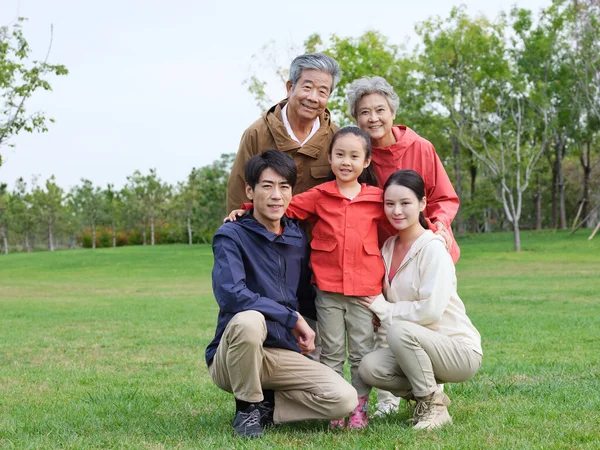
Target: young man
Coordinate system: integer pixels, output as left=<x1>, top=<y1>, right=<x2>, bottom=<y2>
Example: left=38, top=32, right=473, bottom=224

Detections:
left=206, top=150, right=357, bottom=438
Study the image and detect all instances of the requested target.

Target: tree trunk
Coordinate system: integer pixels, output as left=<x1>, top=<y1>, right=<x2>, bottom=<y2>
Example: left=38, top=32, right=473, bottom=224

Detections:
left=1, top=225, right=8, bottom=255
left=48, top=221, right=54, bottom=252
left=187, top=216, right=193, bottom=245
left=151, top=216, right=155, bottom=246
left=550, top=156, right=558, bottom=229
left=535, top=177, right=542, bottom=231
left=112, top=223, right=117, bottom=247
left=469, top=160, right=477, bottom=233
left=70, top=233, right=76, bottom=249
left=512, top=218, right=521, bottom=252
left=142, top=224, right=147, bottom=246
left=450, top=135, right=465, bottom=235
left=555, top=137, right=567, bottom=230
left=25, top=231, right=31, bottom=252
left=581, top=142, right=591, bottom=227
left=92, top=221, right=96, bottom=249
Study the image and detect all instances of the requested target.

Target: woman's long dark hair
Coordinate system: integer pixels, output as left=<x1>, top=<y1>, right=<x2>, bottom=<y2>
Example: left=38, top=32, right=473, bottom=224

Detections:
left=383, top=170, right=428, bottom=230
left=326, top=126, right=379, bottom=187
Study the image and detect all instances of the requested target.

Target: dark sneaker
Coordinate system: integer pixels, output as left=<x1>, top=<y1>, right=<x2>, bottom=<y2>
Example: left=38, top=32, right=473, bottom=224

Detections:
left=232, top=404, right=263, bottom=438
left=256, top=400, right=274, bottom=427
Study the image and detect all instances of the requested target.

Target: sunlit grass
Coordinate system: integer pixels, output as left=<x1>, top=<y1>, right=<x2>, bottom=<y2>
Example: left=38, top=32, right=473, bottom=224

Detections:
left=0, top=230, right=599, bottom=449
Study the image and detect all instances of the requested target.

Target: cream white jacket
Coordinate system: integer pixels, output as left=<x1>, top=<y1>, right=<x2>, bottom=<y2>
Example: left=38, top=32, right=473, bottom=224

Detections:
left=368, top=230, right=482, bottom=355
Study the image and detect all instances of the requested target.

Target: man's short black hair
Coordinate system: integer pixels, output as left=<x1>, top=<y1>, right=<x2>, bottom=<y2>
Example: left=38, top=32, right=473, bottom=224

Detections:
left=245, top=150, right=297, bottom=190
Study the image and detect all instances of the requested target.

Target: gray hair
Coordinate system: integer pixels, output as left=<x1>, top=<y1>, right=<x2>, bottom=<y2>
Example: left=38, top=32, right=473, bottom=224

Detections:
left=346, top=76, right=400, bottom=119
left=289, top=53, right=341, bottom=93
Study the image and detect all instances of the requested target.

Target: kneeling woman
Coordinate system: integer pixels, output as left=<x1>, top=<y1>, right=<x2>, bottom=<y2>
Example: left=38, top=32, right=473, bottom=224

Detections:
left=358, top=170, right=482, bottom=430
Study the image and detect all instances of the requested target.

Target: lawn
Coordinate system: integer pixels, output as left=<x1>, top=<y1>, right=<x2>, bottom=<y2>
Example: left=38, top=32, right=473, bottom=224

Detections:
left=0, top=230, right=599, bottom=449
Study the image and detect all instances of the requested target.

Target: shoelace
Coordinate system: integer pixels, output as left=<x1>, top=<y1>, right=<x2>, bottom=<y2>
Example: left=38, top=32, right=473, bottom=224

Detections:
left=242, top=409, right=261, bottom=428
left=414, top=400, right=432, bottom=422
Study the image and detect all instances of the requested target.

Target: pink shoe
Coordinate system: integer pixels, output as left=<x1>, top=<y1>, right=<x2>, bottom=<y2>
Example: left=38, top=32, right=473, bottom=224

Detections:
left=347, top=395, right=369, bottom=429
left=329, top=418, right=346, bottom=430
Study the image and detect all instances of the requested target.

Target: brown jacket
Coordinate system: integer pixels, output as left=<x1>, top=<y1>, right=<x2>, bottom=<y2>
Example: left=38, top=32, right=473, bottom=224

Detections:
left=226, top=99, right=338, bottom=212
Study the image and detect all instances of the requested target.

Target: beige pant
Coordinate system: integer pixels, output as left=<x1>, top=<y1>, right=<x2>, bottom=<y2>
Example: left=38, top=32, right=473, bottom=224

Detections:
left=316, top=290, right=375, bottom=397
left=359, top=320, right=481, bottom=398
left=208, top=310, right=358, bottom=423
left=374, top=326, right=401, bottom=407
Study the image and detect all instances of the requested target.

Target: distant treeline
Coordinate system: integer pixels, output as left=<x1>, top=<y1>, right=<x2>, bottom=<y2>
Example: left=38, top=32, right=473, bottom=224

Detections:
left=0, top=154, right=234, bottom=253
left=1, top=1, right=600, bottom=253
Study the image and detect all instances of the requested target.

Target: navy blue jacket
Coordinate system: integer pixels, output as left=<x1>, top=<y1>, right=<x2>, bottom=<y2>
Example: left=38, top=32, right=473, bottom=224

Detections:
left=205, top=212, right=310, bottom=366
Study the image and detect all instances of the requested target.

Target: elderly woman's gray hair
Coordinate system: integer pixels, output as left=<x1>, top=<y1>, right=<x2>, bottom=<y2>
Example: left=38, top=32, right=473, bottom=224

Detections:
left=289, top=53, right=342, bottom=92
left=346, top=76, right=400, bottom=119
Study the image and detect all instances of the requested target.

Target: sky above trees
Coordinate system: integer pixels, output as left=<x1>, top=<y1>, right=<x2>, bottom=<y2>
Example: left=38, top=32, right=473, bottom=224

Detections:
left=0, top=0, right=549, bottom=191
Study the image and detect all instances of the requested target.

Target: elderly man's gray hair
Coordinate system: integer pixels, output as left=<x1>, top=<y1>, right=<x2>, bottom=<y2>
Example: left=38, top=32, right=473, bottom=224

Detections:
left=346, top=76, right=400, bottom=119
left=289, top=53, right=341, bottom=92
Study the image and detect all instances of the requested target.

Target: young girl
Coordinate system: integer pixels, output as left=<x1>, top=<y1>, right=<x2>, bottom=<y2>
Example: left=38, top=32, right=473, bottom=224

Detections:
left=357, top=170, right=482, bottom=430
left=228, top=126, right=388, bottom=430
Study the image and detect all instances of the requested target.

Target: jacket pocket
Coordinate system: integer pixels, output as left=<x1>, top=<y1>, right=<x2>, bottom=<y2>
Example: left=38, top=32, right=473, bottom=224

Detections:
left=361, top=241, right=384, bottom=286
left=310, top=165, right=331, bottom=180
left=310, top=238, right=338, bottom=286
left=310, top=238, right=337, bottom=252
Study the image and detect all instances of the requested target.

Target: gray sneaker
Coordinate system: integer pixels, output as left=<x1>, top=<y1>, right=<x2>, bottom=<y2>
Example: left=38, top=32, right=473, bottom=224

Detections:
left=232, top=404, right=263, bottom=438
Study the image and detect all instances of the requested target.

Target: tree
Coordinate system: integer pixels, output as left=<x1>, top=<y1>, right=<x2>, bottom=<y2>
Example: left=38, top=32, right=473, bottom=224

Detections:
left=445, top=11, right=552, bottom=251
left=31, top=176, right=64, bottom=251
left=195, top=154, right=235, bottom=243
left=0, top=184, right=9, bottom=253
left=125, top=169, right=171, bottom=246
left=103, top=184, right=123, bottom=248
left=0, top=18, right=68, bottom=165
left=70, top=179, right=103, bottom=249
left=8, top=178, right=34, bottom=251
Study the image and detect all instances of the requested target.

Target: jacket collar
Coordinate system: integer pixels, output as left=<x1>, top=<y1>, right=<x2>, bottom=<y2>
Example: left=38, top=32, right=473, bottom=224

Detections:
left=263, top=99, right=335, bottom=158
left=313, top=180, right=383, bottom=202
left=237, top=211, right=304, bottom=246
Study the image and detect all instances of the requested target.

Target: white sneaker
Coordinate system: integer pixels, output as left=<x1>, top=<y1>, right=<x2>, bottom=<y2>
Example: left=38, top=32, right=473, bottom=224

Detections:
left=372, top=402, right=399, bottom=418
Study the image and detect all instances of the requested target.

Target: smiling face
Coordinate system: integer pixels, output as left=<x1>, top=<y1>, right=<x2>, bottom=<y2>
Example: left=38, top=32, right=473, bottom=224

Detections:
left=355, top=93, right=396, bottom=146
left=286, top=69, right=333, bottom=124
left=384, top=184, right=426, bottom=232
left=328, top=133, right=371, bottom=185
left=245, top=168, right=292, bottom=232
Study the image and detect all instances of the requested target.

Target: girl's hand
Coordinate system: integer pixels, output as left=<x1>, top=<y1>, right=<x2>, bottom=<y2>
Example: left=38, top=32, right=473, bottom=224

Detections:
left=224, top=209, right=245, bottom=223
left=434, top=221, right=452, bottom=252
left=372, top=313, right=381, bottom=332
left=357, top=296, right=377, bottom=308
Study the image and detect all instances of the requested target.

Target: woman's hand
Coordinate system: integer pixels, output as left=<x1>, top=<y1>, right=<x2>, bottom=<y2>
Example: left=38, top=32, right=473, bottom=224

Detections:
left=357, top=296, right=377, bottom=308
left=224, top=209, right=245, bottom=223
left=434, top=221, right=452, bottom=252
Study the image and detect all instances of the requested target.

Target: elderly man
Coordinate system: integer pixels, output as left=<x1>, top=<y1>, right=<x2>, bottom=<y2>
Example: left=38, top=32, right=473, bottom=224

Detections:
left=227, top=52, right=341, bottom=348
left=226, top=52, right=340, bottom=212
left=207, top=150, right=357, bottom=438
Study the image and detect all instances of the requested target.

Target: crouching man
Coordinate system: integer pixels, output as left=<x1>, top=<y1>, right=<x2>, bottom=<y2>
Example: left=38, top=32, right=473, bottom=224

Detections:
left=205, top=150, right=357, bottom=438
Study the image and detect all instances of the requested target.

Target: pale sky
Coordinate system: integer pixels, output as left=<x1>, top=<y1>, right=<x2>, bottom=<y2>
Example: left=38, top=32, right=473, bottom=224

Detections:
left=0, top=0, right=550, bottom=192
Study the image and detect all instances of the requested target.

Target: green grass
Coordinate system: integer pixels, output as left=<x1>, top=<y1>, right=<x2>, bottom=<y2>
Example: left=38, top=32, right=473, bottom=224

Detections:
left=0, top=230, right=599, bottom=449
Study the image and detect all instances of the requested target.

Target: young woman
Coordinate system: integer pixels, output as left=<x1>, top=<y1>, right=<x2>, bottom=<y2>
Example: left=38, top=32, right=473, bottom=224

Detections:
left=358, top=170, right=482, bottom=430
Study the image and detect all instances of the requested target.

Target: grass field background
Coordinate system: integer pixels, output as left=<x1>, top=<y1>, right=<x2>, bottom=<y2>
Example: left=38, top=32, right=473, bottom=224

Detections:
left=1, top=230, right=599, bottom=449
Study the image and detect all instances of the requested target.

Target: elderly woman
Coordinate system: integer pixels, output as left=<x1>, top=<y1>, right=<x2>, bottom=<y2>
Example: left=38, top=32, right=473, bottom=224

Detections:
left=346, top=76, right=460, bottom=263
left=346, top=76, right=461, bottom=418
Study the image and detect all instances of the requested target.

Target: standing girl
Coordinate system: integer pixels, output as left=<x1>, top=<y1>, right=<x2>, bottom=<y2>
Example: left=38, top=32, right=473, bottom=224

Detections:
left=358, top=170, right=482, bottom=430
left=228, top=126, right=388, bottom=430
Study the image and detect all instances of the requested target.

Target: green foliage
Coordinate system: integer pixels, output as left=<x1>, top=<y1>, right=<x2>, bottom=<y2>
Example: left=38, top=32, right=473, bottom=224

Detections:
left=0, top=17, right=68, bottom=165
left=0, top=232, right=599, bottom=447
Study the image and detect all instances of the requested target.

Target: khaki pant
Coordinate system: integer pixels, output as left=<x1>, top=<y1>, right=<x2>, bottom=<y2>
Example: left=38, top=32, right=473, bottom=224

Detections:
left=209, top=310, right=358, bottom=423
left=374, top=326, right=401, bottom=407
left=359, top=320, right=481, bottom=398
left=316, top=290, right=375, bottom=397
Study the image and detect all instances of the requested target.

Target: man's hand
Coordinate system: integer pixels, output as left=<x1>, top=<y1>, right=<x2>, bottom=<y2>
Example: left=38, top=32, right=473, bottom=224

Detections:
left=434, top=221, right=452, bottom=252
left=224, top=209, right=245, bottom=223
left=292, top=313, right=316, bottom=354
